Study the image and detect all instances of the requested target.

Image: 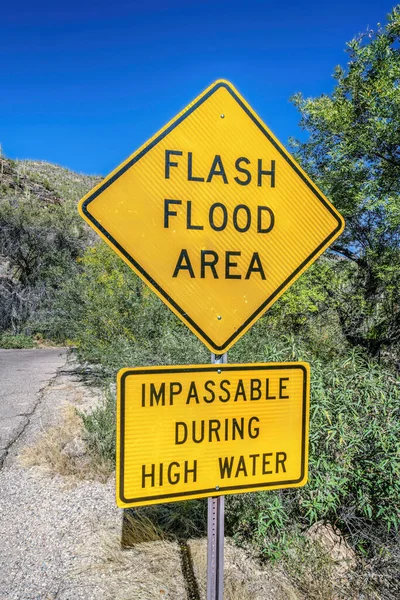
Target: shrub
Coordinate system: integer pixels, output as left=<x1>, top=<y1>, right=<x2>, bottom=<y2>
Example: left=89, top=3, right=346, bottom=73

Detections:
left=71, top=312, right=400, bottom=562
left=226, top=345, right=400, bottom=558
left=0, top=332, right=35, bottom=349
left=48, top=242, right=209, bottom=372
left=80, top=386, right=116, bottom=463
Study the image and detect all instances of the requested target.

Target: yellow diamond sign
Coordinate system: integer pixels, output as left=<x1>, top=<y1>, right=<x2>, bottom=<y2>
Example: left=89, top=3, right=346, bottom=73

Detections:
left=79, top=80, right=344, bottom=353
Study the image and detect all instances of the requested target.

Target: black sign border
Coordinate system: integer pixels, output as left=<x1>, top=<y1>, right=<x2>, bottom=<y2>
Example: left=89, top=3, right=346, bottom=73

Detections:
left=82, top=81, right=343, bottom=352
left=118, top=363, right=308, bottom=505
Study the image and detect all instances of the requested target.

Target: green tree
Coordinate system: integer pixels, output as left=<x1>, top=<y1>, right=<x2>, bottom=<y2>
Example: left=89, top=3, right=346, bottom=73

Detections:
left=291, top=6, right=400, bottom=358
left=50, top=242, right=209, bottom=372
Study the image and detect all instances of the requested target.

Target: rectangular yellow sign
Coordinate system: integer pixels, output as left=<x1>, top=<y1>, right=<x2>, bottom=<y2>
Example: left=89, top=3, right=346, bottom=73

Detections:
left=117, top=363, right=309, bottom=507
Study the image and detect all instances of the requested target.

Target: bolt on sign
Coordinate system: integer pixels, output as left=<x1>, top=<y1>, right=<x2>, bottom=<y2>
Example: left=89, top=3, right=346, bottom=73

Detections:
left=116, top=363, right=309, bottom=508
left=78, top=80, right=345, bottom=353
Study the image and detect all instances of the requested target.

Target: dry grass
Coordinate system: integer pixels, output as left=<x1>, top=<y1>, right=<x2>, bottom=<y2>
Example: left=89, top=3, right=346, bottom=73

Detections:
left=69, top=523, right=186, bottom=600
left=188, top=538, right=299, bottom=600
left=188, top=535, right=374, bottom=600
left=121, top=510, right=165, bottom=546
left=19, top=405, right=113, bottom=482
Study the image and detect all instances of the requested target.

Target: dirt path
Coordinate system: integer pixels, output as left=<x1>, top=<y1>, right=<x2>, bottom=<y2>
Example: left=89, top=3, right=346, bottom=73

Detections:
left=0, top=348, right=68, bottom=466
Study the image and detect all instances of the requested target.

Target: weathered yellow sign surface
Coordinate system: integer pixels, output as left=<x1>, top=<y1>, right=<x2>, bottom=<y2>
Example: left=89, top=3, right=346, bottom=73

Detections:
left=79, top=80, right=344, bottom=353
left=116, top=363, right=309, bottom=507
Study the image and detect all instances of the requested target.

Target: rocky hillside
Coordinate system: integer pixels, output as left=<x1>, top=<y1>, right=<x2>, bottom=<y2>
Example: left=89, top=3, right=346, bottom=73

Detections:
left=0, top=156, right=101, bottom=335
left=1, top=156, right=100, bottom=203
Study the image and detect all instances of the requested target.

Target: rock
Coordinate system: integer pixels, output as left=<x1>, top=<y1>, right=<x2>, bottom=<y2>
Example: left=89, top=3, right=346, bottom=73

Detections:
left=61, top=437, right=86, bottom=458
left=306, top=522, right=356, bottom=574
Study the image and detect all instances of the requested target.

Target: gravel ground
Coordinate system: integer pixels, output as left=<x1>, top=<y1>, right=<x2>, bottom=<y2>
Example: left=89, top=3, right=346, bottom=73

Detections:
left=0, top=468, right=118, bottom=599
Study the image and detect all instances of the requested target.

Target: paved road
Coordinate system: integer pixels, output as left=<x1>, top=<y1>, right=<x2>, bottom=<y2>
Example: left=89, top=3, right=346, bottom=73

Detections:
left=0, top=348, right=68, bottom=465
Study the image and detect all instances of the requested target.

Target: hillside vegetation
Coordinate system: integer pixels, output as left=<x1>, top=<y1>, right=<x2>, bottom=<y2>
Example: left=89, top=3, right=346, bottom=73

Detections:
left=1, top=7, right=399, bottom=599
left=0, top=156, right=100, bottom=342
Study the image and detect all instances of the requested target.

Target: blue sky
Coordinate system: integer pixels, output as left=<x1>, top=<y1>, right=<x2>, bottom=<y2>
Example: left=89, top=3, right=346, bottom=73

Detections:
left=1, top=0, right=394, bottom=175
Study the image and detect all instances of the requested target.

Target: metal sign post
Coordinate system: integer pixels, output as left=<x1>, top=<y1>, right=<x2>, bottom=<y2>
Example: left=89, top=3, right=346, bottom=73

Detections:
left=207, top=495, right=224, bottom=600
left=207, top=352, right=227, bottom=600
